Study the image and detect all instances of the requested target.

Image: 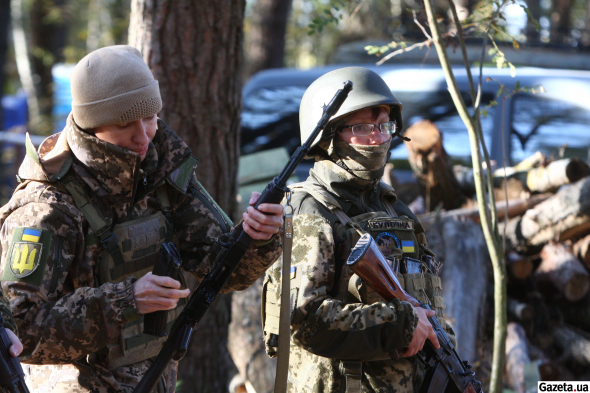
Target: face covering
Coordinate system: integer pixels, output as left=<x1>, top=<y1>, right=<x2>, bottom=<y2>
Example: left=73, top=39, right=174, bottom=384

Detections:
left=329, top=138, right=390, bottom=180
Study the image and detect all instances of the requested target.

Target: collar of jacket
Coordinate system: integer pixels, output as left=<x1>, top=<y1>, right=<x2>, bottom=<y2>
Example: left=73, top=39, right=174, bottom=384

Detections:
left=309, top=160, right=398, bottom=213
left=18, top=113, right=195, bottom=198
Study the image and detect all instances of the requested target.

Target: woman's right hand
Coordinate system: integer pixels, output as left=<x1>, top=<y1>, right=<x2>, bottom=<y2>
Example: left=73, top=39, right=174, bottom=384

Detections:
left=401, top=307, right=440, bottom=357
left=132, top=272, right=190, bottom=314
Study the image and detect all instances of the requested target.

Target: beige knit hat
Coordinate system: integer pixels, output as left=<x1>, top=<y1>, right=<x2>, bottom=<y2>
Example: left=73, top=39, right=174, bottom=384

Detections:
left=70, top=45, right=162, bottom=129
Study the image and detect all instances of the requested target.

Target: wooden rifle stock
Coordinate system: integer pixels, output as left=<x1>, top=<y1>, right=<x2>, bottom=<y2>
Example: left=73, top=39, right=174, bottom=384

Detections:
left=347, top=233, right=483, bottom=393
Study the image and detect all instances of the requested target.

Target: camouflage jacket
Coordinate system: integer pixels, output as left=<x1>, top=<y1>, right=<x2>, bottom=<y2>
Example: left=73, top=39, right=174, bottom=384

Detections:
left=0, top=115, right=281, bottom=393
left=270, top=160, right=440, bottom=393
left=0, top=288, right=16, bottom=332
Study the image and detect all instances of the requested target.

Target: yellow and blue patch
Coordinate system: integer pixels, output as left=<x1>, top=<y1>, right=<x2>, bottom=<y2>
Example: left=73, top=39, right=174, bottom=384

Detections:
left=22, top=228, right=41, bottom=242
left=3, top=227, right=52, bottom=285
left=402, top=240, right=415, bottom=253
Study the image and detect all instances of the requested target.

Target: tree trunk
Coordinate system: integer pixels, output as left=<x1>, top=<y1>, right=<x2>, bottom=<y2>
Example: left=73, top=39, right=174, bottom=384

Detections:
left=425, top=215, right=489, bottom=362
left=550, top=0, right=572, bottom=45
left=28, top=0, right=67, bottom=134
left=243, top=0, right=292, bottom=79
left=536, top=241, right=590, bottom=302
left=524, top=0, right=542, bottom=44
left=0, top=0, right=10, bottom=129
left=501, top=177, right=590, bottom=252
left=505, top=322, right=530, bottom=393
left=129, top=1, right=245, bottom=391
left=404, top=120, right=466, bottom=211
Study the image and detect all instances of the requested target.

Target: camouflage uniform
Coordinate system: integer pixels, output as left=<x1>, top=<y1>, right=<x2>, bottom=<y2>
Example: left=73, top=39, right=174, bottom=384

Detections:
left=0, top=288, right=16, bottom=331
left=263, top=160, right=452, bottom=393
left=0, top=114, right=281, bottom=393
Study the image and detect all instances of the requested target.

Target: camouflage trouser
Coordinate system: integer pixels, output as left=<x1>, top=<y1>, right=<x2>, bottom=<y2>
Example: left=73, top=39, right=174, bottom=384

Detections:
left=22, top=361, right=178, bottom=393
left=23, top=365, right=84, bottom=393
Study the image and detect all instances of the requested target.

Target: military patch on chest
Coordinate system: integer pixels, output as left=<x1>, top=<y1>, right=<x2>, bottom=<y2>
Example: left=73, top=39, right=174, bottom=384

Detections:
left=374, top=232, right=401, bottom=257
left=3, top=227, right=52, bottom=286
left=368, top=218, right=413, bottom=231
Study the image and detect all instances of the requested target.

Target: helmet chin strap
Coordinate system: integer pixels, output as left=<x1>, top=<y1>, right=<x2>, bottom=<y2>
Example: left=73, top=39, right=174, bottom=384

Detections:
left=393, top=129, right=411, bottom=141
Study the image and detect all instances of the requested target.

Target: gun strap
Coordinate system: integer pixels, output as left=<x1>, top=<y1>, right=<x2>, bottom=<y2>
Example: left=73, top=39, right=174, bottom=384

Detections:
left=341, top=361, right=362, bottom=393
left=274, top=191, right=294, bottom=393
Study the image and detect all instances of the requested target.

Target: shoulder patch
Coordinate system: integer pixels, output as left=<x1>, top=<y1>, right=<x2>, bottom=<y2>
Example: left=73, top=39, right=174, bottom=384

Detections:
left=3, top=227, right=52, bottom=285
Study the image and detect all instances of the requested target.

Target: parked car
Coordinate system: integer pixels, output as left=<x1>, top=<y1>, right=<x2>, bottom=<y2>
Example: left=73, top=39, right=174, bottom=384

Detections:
left=240, top=64, right=590, bottom=183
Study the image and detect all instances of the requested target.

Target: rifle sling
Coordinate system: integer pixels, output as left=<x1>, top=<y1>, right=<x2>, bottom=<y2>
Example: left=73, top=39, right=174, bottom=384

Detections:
left=273, top=199, right=294, bottom=393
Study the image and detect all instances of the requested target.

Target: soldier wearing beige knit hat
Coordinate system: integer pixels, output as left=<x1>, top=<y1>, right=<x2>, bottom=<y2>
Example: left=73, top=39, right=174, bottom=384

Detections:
left=70, top=45, right=162, bottom=130
left=0, top=45, right=285, bottom=393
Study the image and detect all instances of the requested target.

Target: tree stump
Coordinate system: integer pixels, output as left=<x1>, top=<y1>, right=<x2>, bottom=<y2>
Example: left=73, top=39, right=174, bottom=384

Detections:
left=505, top=322, right=531, bottom=393
left=536, top=242, right=590, bottom=301
left=425, top=216, right=489, bottom=361
left=404, top=120, right=466, bottom=211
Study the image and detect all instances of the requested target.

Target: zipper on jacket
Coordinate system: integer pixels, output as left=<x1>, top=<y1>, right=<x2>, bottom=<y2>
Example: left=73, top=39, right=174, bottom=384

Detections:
left=49, top=237, right=64, bottom=293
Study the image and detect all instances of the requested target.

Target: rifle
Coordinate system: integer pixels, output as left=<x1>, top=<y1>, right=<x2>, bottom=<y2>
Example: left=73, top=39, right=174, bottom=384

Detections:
left=347, top=233, right=483, bottom=393
left=133, top=80, right=354, bottom=393
left=0, top=316, right=30, bottom=393
left=143, top=243, right=182, bottom=337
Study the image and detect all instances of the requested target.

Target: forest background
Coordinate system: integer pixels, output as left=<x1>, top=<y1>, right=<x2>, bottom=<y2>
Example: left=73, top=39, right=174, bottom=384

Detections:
left=1, top=0, right=590, bottom=392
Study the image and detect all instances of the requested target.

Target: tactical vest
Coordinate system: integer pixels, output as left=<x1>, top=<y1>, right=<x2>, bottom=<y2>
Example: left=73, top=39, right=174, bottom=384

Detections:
left=61, top=175, right=187, bottom=370
left=262, top=182, right=447, bottom=358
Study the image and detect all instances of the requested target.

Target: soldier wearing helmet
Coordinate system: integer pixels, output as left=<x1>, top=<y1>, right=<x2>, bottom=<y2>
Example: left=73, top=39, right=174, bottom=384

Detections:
left=262, top=67, right=455, bottom=392
left=0, top=45, right=284, bottom=393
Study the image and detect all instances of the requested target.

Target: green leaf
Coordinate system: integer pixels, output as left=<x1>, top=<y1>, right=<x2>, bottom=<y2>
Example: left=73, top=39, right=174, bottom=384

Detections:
left=514, top=81, right=521, bottom=90
left=482, top=109, right=488, bottom=118
left=512, top=40, right=520, bottom=49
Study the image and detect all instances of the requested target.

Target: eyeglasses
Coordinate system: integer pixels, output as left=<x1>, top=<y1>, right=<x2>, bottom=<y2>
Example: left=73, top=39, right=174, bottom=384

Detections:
left=339, top=121, right=397, bottom=136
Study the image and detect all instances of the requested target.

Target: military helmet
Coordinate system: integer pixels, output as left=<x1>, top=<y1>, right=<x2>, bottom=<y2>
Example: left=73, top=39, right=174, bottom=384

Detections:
left=299, top=66, right=403, bottom=150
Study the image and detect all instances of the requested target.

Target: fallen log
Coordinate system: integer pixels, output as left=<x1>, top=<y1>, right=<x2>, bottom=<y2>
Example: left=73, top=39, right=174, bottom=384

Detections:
left=404, top=120, right=466, bottom=211
left=573, top=234, right=590, bottom=271
left=526, top=158, right=590, bottom=193
left=501, top=176, right=590, bottom=251
left=419, top=193, right=551, bottom=229
left=536, top=241, right=590, bottom=302
left=555, top=291, right=590, bottom=332
left=506, top=252, right=534, bottom=280
left=553, top=325, right=590, bottom=368
left=508, top=298, right=534, bottom=322
left=528, top=345, right=560, bottom=381
left=505, top=322, right=530, bottom=393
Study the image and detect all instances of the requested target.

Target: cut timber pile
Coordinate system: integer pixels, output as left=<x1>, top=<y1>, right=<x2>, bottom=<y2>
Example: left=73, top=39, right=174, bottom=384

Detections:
left=413, top=147, right=590, bottom=388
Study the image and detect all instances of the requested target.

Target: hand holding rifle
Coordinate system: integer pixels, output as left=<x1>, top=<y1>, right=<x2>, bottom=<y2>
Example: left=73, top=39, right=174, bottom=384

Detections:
left=0, top=315, right=29, bottom=393
left=347, top=233, right=483, bottom=393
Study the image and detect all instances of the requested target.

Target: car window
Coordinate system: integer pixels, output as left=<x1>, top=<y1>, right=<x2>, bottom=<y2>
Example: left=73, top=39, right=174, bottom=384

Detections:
left=241, top=86, right=307, bottom=155
left=390, top=91, right=495, bottom=164
left=510, top=94, right=590, bottom=163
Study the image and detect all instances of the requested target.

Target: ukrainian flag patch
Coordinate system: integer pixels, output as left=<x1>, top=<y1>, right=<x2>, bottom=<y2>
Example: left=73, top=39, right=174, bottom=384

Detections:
left=402, top=240, right=415, bottom=253
left=22, top=228, right=41, bottom=242
left=3, top=227, right=52, bottom=285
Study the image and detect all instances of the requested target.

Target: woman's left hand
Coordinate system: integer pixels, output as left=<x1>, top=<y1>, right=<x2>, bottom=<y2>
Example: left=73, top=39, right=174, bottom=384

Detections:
left=6, top=328, right=23, bottom=357
left=242, top=192, right=284, bottom=240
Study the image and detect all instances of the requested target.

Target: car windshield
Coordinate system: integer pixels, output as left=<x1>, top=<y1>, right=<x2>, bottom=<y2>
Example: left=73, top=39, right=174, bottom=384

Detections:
left=510, top=94, right=590, bottom=162
left=241, top=86, right=307, bottom=155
